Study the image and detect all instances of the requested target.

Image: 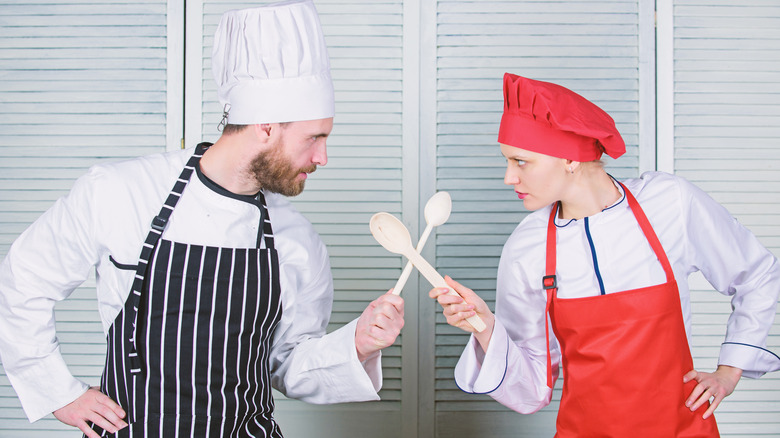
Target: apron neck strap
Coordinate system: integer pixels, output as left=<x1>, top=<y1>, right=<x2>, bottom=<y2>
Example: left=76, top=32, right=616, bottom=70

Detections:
left=254, top=191, right=275, bottom=250
left=618, top=181, right=675, bottom=282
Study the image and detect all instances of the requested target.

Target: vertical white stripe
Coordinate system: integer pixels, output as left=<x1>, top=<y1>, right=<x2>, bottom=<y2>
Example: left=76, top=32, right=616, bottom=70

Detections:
left=144, top=246, right=160, bottom=431
left=247, top=250, right=270, bottom=412
left=259, top=254, right=277, bottom=413
left=159, top=242, right=174, bottom=438
left=246, top=253, right=263, bottom=416
left=205, top=248, right=221, bottom=438
left=173, top=247, right=190, bottom=438
left=114, top=308, right=125, bottom=420
left=235, top=253, right=249, bottom=426
left=220, top=251, right=235, bottom=426
left=191, top=248, right=206, bottom=434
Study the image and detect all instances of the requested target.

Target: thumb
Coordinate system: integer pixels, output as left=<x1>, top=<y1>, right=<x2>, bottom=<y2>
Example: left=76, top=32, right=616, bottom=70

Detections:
left=444, top=275, right=471, bottom=298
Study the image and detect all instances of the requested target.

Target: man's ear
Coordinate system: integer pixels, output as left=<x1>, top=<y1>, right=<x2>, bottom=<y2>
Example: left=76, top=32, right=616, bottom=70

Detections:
left=253, top=123, right=274, bottom=142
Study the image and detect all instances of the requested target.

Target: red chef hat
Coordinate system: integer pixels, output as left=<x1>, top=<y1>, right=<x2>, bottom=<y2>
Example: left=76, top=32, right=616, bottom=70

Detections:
left=498, top=73, right=625, bottom=161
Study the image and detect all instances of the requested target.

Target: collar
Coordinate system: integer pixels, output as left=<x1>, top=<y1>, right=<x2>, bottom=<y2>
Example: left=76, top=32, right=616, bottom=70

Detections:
left=553, top=174, right=626, bottom=228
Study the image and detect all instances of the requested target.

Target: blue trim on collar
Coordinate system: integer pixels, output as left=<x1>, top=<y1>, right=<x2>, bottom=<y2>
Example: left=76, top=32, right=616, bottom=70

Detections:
left=603, top=173, right=626, bottom=212
left=553, top=174, right=627, bottom=228
left=554, top=202, right=577, bottom=228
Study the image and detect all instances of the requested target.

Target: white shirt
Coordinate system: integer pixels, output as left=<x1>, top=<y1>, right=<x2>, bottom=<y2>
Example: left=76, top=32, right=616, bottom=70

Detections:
left=455, top=172, right=780, bottom=414
left=0, top=146, right=382, bottom=422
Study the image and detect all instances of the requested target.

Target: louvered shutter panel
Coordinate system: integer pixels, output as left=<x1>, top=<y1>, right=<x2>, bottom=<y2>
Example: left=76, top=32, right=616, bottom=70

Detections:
left=0, top=1, right=170, bottom=435
left=433, top=1, right=647, bottom=435
left=671, top=1, right=780, bottom=435
left=190, top=1, right=405, bottom=436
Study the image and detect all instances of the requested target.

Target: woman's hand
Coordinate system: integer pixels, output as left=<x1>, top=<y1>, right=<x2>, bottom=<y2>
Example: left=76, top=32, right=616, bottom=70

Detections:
left=429, top=276, right=495, bottom=352
left=53, top=387, right=127, bottom=438
left=683, top=365, right=742, bottom=419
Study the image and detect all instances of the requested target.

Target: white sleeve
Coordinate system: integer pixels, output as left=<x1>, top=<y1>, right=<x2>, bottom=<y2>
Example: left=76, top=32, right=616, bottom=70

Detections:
left=0, top=170, right=103, bottom=421
left=269, top=232, right=381, bottom=403
left=677, top=177, right=780, bottom=377
left=454, top=238, right=559, bottom=414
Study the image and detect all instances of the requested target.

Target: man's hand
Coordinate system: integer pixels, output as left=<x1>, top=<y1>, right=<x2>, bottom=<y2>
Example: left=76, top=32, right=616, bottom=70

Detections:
left=683, top=365, right=742, bottom=419
left=53, top=387, right=127, bottom=438
left=355, top=290, right=404, bottom=362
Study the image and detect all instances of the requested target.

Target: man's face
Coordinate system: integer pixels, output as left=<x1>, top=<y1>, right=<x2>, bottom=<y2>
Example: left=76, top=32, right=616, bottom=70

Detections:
left=250, top=118, right=332, bottom=196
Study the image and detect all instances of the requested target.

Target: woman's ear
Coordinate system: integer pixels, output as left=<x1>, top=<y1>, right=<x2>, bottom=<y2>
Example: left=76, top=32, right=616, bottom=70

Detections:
left=565, top=159, right=582, bottom=174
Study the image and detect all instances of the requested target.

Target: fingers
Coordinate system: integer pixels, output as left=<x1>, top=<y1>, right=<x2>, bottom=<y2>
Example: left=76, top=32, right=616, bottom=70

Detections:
left=355, top=293, right=405, bottom=361
left=702, top=394, right=722, bottom=420
left=53, top=388, right=128, bottom=436
left=90, top=396, right=128, bottom=433
left=685, top=382, right=715, bottom=413
left=684, top=367, right=740, bottom=419
left=76, top=420, right=102, bottom=438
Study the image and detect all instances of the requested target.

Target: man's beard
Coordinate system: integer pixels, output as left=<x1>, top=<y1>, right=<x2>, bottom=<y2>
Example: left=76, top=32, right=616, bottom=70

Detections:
left=248, top=142, right=317, bottom=197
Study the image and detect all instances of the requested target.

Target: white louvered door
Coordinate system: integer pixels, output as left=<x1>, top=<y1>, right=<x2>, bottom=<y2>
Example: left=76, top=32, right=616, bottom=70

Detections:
left=431, top=1, right=650, bottom=435
left=660, top=1, right=780, bottom=435
left=1, top=0, right=779, bottom=437
left=0, top=0, right=173, bottom=435
left=186, top=1, right=407, bottom=436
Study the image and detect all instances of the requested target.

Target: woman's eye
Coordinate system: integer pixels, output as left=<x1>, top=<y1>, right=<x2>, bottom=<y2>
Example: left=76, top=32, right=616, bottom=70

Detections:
left=515, top=159, right=526, bottom=166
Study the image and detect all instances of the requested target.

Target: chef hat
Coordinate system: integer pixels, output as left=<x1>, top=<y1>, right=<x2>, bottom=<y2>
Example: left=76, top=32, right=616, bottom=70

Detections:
left=498, top=73, right=625, bottom=161
left=212, top=0, right=334, bottom=125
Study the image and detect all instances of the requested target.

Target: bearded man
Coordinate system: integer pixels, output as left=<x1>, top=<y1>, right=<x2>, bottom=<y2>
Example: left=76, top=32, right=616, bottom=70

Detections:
left=0, top=1, right=404, bottom=436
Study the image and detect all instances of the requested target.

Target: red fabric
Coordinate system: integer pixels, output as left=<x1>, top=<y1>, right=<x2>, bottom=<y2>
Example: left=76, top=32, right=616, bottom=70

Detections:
left=543, top=187, right=719, bottom=437
left=498, top=73, right=626, bottom=161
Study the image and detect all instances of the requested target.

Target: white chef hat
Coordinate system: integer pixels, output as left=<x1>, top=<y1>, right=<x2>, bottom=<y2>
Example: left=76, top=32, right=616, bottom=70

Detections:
left=212, top=0, right=334, bottom=125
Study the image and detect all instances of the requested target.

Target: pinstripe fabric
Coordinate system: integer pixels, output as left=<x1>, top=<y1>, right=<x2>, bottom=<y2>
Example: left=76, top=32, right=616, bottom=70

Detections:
left=94, top=144, right=284, bottom=437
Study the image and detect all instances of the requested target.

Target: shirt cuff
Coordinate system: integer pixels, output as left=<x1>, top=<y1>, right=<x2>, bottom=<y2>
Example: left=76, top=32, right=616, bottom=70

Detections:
left=718, top=342, right=780, bottom=379
left=5, top=346, right=90, bottom=422
left=317, top=319, right=383, bottom=401
left=454, top=319, right=508, bottom=394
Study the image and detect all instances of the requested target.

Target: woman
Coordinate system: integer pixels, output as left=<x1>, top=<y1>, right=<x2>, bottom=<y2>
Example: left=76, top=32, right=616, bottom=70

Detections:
left=430, top=73, right=780, bottom=436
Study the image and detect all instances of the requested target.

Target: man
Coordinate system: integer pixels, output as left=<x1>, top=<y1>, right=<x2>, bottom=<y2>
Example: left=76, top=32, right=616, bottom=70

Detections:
left=0, top=1, right=404, bottom=436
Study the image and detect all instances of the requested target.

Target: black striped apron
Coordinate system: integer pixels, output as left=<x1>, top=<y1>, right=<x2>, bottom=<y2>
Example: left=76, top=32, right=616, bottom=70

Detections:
left=93, top=143, right=284, bottom=437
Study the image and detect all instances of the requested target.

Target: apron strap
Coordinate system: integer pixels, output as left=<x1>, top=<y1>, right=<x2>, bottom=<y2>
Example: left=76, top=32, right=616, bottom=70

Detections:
left=254, top=191, right=275, bottom=250
left=618, top=181, right=675, bottom=283
left=126, top=143, right=207, bottom=373
left=543, top=203, right=559, bottom=389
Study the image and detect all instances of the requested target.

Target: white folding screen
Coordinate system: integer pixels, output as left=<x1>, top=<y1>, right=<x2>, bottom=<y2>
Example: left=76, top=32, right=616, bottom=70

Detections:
left=0, top=0, right=170, bottom=435
left=432, top=1, right=647, bottom=435
left=666, top=1, right=780, bottom=435
left=1, top=0, right=779, bottom=436
left=186, top=1, right=407, bottom=436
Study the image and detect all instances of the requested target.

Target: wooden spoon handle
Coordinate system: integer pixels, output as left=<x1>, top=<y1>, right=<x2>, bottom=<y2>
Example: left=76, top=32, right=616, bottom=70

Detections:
left=391, top=225, right=433, bottom=295
left=404, top=249, right=487, bottom=332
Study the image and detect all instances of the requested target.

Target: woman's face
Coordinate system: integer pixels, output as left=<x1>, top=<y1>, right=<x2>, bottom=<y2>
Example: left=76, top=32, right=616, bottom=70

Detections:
left=500, top=143, right=569, bottom=211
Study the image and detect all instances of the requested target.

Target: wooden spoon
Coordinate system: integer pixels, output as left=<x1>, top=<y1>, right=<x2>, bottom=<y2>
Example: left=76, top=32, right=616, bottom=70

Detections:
left=391, top=191, right=452, bottom=295
left=370, top=212, right=486, bottom=332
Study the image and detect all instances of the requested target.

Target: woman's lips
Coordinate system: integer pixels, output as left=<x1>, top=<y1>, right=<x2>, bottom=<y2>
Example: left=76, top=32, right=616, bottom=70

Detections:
left=516, top=191, right=527, bottom=200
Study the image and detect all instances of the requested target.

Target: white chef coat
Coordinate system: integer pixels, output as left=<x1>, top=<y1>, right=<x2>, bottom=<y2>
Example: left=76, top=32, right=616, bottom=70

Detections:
left=0, top=146, right=382, bottom=422
left=455, top=172, right=780, bottom=414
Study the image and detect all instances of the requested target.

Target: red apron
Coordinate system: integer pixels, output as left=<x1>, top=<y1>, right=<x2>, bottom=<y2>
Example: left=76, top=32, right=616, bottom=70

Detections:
left=543, top=183, right=719, bottom=437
